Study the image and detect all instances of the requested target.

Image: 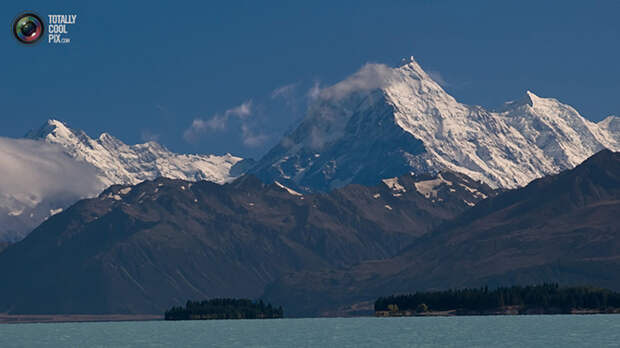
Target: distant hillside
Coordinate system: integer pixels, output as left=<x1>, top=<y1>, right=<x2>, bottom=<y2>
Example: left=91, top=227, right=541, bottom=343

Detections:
left=0, top=170, right=493, bottom=314
left=262, top=150, right=620, bottom=317
left=1, top=119, right=243, bottom=242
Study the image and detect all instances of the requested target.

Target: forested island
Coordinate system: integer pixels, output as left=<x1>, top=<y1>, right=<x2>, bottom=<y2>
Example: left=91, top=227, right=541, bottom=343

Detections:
left=165, top=299, right=284, bottom=320
left=375, top=284, right=620, bottom=316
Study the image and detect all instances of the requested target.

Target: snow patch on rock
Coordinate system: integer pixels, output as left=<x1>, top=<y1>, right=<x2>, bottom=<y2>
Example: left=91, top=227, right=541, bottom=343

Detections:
left=414, top=173, right=452, bottom=199
left=8, top=209, right=24, bottom=217
left=49, top=208, right=63, bottom=216
left=382, top=178, right=407, bottom=193
left=274, top=181, right=303, bottom=196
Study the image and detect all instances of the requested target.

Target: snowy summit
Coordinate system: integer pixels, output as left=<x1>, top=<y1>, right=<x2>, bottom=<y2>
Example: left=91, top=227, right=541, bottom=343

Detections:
left=252, top=56, right=620, bottom=191
left=0, top=120, right=243, bottom=241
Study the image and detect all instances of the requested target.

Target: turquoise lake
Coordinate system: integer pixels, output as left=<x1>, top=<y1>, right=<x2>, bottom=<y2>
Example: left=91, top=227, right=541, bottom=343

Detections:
left=1, top=315, right=619, bottom=347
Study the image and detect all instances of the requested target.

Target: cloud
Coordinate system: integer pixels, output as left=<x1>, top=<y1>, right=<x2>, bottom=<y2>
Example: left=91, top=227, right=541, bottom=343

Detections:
left=241, top=124, right=269, bottom=147
left=307, top=81, right=321, bottom=101
left=183, top=100, right=253, bottom=143
left=294, top=64, right=402, bottom=151
left=271, top=83, right=298, bottom=99
left=183, top=100, right=269, bottom=147
left=0, top=137, right=105, bottom=241
left=140, top=129, right=161, bottom=143
left=196, top=115, right=228, bottom=131
left=0, top=138, right=103, bottom=204
left=426, top=70, right=449, bottom=87
left=226, top=101, right=252, bottom=118
left=318, top=63, right=398, bottom=100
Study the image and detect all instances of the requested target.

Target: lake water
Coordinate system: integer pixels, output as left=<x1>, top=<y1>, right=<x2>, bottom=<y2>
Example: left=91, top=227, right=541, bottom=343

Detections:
left=1, top=315, right=619, bottom=347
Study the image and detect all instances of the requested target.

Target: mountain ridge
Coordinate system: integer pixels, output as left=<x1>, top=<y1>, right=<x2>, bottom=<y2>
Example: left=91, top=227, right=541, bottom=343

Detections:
left=25, top=119, right=243, bottom=187
left=0, top=169, right=497, bottom=314
left=261, top=149, right=620, bottom=316
left=252, top=57, right=619, bottom=191
left=0, top=120, right=243, bottom=242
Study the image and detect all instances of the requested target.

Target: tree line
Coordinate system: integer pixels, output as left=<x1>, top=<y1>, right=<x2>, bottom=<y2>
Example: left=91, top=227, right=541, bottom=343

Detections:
left=165, top=298, right=284, bottom=320
left=375, top=284, right=620, bottom=313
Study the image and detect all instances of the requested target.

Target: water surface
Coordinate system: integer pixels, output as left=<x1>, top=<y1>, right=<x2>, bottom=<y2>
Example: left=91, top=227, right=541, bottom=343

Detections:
left=1, top=315, right=619, bottom=347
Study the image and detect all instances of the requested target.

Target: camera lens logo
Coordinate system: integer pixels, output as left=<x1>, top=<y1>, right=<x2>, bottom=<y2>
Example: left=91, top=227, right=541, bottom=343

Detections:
left=13, top=13, right=44, bottom=44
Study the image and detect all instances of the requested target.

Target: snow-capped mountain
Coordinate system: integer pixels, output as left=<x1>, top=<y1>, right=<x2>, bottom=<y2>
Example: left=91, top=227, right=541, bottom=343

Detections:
left=0, top=120, right=242, bottom=242
left=26, top=120, right=242, bottom=187
left=252, top=57, right=620, bottom=191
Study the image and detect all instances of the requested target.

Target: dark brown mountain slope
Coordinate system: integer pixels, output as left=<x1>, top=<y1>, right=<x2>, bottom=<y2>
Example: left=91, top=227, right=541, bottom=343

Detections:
left=263, top=149, right=620, bottom=317
left=0, top=172, right=493, bottom=314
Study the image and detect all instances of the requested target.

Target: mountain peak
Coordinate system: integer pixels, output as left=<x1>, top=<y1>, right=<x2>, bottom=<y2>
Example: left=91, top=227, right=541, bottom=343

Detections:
left=46, top=119, right=67, bottom=128
left=6, top=120, right=246, bottom=242
left=98, top=132, right=120, bottom=143
left=500, top=90, right=545, bottom=110
left=398, top=55, right=430, bottom=79
left=25, top=119, right=75, bottom=141
left=97, top=132, right=126, bottom=150
left=599, top=115, right=619, bottom=129
left=253, top=57, right=620, bottom=191
left=524, top=90, right=537, bottom=105
left=399, top=56, right=419, bottom=67
left=523, top=90, right=553, bottom=108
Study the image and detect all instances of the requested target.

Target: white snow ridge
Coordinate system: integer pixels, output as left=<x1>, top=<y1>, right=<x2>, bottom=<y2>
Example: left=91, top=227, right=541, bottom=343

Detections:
left=0, top=120, right=244, bottom=242
left=26, top=120, right=243, bottom=187
left=275, top=181, right=303, bottom=196
left=253, top=56, right=620, bottom=191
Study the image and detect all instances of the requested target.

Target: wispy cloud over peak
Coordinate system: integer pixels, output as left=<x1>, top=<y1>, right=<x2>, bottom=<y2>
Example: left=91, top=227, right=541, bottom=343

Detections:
left=226, top=100, right=252, bottom=118
left=307, top=81, right=321, bottom=101
left=140, top=129, right=161, bottom=143
left=427, top=70, right=449, bottom=87
left=241, top=124, right=269, bottom=147
left=183, top=100, right=253, bottom=143
left=271, top=83, right=298, bottom=99
left=318, top=63, right=397, bottom=100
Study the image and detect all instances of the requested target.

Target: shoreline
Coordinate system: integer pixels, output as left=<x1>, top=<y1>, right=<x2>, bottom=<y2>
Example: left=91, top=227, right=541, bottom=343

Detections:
left=3, top=310, right=620, bottom=324
left=375, top=308, right=620, bottom=317
left=0, top=314, right=163, bottom=325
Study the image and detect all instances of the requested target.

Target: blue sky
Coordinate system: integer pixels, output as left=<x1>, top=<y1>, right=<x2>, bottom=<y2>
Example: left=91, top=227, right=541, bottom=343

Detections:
left=2, top=1, right=619, bottom=159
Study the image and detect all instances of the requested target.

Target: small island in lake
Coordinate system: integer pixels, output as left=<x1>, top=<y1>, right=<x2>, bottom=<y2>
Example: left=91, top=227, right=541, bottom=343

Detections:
left=165, top=298, right=284, bottom=320
left=375, top=284, right=620, bottom=316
